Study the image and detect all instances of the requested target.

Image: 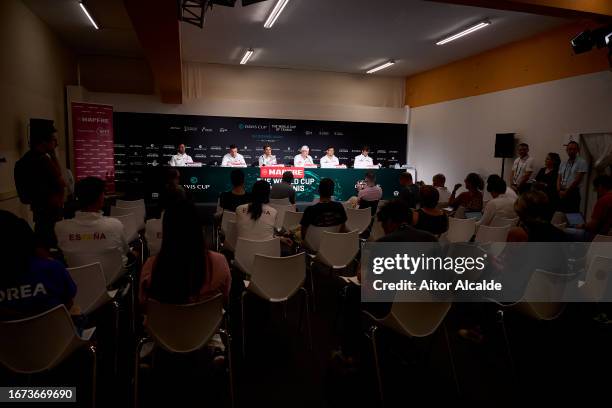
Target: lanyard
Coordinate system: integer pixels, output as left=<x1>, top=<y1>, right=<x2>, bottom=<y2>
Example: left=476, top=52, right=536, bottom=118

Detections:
left=513, top=158, right=528, bottom=184
left=561, top=160, right=575, bottom=187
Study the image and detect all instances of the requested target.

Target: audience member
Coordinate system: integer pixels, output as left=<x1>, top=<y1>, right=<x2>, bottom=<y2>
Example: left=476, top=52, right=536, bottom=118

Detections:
left=236, top=180, right=278, bottom=240
left=534, top=152, right=561, bottom=208
left=159, top=168, right=186, bottom=213
left=140, top=200, right=231, bottom=306
left=511, top=143, right=534, bottom=193
left=358, top=172, right=383, bottom=215
left=557, top=141, right=588, bottom=213
left=449, top=172, right=484, bottom=212
left=377, top=199, right=438, bottom=243
left=0, top=210, right=76, bottom=320
left=432, top=173, right=451, bottom=203
left=508, top=190, right=565, bottom=242
left=14, top=119, right=66, bottom=249
left=579, top=175, right=612, bottom=237
left=270, top=171, right=296, bottom=204
left=300, top=178, right=347, bottom=238
left=412, top=185, right=449, bottom=236
left=55, top=177, right=130, bottom=262
left=478, top=175, right=517, bottom=226
left=398, top=172, right=419, bottom=208
left=219, top=169, right=252, bottom=212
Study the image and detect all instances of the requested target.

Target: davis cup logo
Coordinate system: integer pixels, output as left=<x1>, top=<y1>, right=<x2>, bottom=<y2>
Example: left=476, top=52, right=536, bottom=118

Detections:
left=184, top=176, right=210, bottom=191
left=190, top=176, right=198, bottom=184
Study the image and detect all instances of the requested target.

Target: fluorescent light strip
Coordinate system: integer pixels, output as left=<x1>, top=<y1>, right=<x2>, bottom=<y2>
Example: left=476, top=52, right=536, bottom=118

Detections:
left=79, top=2, right=99, bottom=30
left=436, top=20, right=490, bottom=45
left=240, top=49, right=254, bottom=65
left=366, top=61, right=395, bottom=74
left=264, top=0, right=290, bottom=29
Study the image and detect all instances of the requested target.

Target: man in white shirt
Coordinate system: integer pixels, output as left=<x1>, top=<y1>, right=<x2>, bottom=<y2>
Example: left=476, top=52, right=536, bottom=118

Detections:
left=354, top=146, right=375, bottom=168
left=478, top=175, right=517, bottom=226
left=511, top=143, right=534, bottom=192
left=320, top=146, right=339, bottom=168
left=168, top=144, right=193, bottom=167
left=432, top=173, right=451, bottom=203
left=55, top=177, right=130, bottom=262
left=557, top=140, right=588, bottom=213
left=221, top=144, right=246, bottom=167
left=294, top=145, right=314, bottom=167
left=258, top=144, right=277, bottom=166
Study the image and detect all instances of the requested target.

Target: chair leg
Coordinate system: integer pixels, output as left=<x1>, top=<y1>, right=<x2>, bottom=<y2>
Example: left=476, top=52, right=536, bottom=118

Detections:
left=308, top=260, right=317, bottom=312
left=133, top=337, right=150, bottom=408
left=220, top=323, right=235, bottom=408
left=497, top=309, right=516, bottom=378
left=240, top=291, right=247, bottom=357
left=112, top=300, right=120, bottom=375
left=443, top=322, right=460, bottom=395
left=300, top=287, right=313, bottom=351
left=88, top=344, right=97, bottom=408
left=366, top=325, right=384, bottom=404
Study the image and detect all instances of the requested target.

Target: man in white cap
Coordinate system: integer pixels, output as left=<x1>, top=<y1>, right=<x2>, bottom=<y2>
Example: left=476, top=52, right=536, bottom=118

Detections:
left=294, top=145, right=314, bottom=167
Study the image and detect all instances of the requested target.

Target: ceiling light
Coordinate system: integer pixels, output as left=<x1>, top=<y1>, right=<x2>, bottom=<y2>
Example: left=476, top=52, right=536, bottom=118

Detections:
left=264, top=0, right=289, bottom=29
left=240, top=49, right=254, bottom=65
left=436, top=20, right=490, bottom=45
left=79, top=1, right=99, bottom=30
left=366, top=60, right=395, bottom=74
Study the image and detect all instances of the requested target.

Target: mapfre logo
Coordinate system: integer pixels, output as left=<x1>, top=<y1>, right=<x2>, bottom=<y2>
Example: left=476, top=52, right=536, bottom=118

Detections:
left=260, top=167, right=305, bottom=179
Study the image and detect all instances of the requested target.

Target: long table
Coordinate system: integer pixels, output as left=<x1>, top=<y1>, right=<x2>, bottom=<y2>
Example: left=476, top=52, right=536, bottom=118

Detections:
left=143, top=167, right=406, bottom=205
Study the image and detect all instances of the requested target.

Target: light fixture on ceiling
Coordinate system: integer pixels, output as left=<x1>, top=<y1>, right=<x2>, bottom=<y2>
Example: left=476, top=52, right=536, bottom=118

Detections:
left=264, top=0, right=289, bottom=29
left=366, top=60, right=395, bottom=74
left=79, top=1, right=99, bottom=30
left=240, top=48, right=254, bottom=65
left=436, top=20, right=490, bottom=45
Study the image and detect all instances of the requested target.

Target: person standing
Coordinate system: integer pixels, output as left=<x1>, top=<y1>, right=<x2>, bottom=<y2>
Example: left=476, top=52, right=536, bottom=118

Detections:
left=168, top=143, right=193, bottom=167
left=14, top=119, right=66, bottom=249
left=510, top=143, right=534, bottom=193
left=557, top=141, right=588, bottom=213
left=534, top=153, right=561, bottom=208
left=258, top=145, right=277, bottom=166
left=221, top=144, right=246, bottom=167
left=320, top=146, right=340, bottom=168
left=294, top=145, right=314, bottom=167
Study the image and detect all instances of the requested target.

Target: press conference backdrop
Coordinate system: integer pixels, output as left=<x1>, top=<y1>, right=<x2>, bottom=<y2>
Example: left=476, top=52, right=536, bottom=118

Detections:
left=113, top=112, right=407, bottom=192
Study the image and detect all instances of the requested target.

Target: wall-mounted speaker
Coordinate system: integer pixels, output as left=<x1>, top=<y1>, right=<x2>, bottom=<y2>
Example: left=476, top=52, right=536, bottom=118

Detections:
left=494, top=133, right=515, bottom=158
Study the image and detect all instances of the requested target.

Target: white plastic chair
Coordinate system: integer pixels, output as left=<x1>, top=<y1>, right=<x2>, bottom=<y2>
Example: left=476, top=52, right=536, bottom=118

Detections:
left=303, top=225, right=341, bottom=252
left=269, top=197, right=291, bottom=206
left=64, top=248, right=126, bottom=286
left=68, top=263, right=119, bottom=316
left=234, top=237, right=281, bottom=276
left=241, top=253, right=312, bottom=356
left=282, top=210, right=302, bottom=231
left=145, top=218, right=163, bottom=256
left=475, top=225, right=510, bottom=243
left=490, top=216, right=518, bottom=228
left=446, top=217, right=476, bottom=242
left=314, top=230, right=360, bottom=269
left=111, top=205, right=145, bottom=231
left=579, top=256, right=612, bottom=302
left=116, top=198, right=145, bottom=223
left=368, top=220, right=385, bottom=242
left=346, top=207, right=373, bottom=234
left=223, top=221, right=238, bottom=253
left=135, top=294, right=233, bottom=408
left=111, top=213, right=140, bottom=243
left=221, top=211, right=236, bottom=235
left=515, top=269, right=572, bottom=320
left=0, top=305, right=97, bottom=407
left=268, top=204, right=296, bottom=230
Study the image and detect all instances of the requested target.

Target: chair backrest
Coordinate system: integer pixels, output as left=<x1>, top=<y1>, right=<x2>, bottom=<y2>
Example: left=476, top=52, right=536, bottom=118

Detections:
left=438, top=189, right=451, bottom=204
left=368, top=220, right=385, bottom=241
left=146, top=294, right=223, bottom=353
left=593, top=234, right=612, bottom=243
left=317, top=230, right=360, bottom=268
left=220, top=211, right=236, bottom=234
left=67, top=262, right=108, bottom=315
left=346, top=207, right=373, bottom=234
left=384, top=301, right=451, bottom=338
left=304, top=224, right=341, bottom=252
left=116, top=198, right=145, bottom=209
left=0, top=305, right=80, bottom=373
left=250, top=253, right=306, bottom=301
left=110, top=213, right=139, bottom=243
left=64, top=248, right=125, bottom=286
left=268, top=204, right=296, bottom=229
left=475, top=225, right=510, bottom=243
left=282, top=210, right=302, bottom=231
left=145, top=218, right=163, bottom=256
left=490, top=216, right=518, bottom=228
left=519, top=269, right=570, bottom=320
left=446, top=217, right=476, bottom=242
left=223, top=220, right=238, bottom=252
left=111, top=204, right=145, bottom=229
left=585, top=235, right=612, bottom=271
left=582, top=256, right=612, bottom=302
left=235, top=237, right=281, bottom=275
left=269, top=197, right=291, bottom=206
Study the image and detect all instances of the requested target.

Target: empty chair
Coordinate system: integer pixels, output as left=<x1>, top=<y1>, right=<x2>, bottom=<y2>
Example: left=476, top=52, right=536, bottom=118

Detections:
left=268, top=204, right=296, bottom=230
left=241, top=253, right=312, bottom=356
left=346, top=207, right=373, bottom=234
left=475, top=225, right=510, bottom=243
left=145, top=218, right=163, bottom=256
left=234, top=237, right=281, bottom=276
left=313, top=230, right=360, bottom=270
left=303, top=225, right=341, bottom=252
left=135, top=294, right=233, bottom=408
left=282, top=210, right=302, bottom=231
left=269, top=197, right=291, bottom=206
left=516, top=269, right=572, bottom=320
left=68, top=263, right=119, bottom=315
left=490, top=216, right=519, bottom=228
left=111, top=205, right=145, bottom=231
left=111, top=213, right=140, bottom=243
left=446, top=217, right=476, bottom=243
left=0, top=305, right=97, bottom=406
left=64, top=248, right=125, bottom=286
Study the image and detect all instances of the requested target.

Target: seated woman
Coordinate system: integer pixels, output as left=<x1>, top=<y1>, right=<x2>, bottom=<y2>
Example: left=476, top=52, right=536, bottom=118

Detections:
left=0, top=210, right=77, bottom=320
left=235, top=180, right=278, bottom=240
left=412, top=185, right=449, bottom=236
left=449, top=172, right=484, bottom=212
left=139, top=200, right=231, bottom=307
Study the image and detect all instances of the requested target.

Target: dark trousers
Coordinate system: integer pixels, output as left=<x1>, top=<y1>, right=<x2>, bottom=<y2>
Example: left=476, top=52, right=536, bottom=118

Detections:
left=558, top=188, right=581, bottom=213
left=32, top=205, right=63, bottom=249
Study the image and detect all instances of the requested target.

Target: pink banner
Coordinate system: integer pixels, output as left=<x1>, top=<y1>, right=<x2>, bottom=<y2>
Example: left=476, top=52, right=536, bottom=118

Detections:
left=71, top=102, right=115, bottom=192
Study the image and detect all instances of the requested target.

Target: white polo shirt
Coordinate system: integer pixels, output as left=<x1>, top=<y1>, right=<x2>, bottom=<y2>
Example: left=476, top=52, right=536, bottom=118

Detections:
left=320, top=155, right=339, bottom=168
left=221, top=153, right=246, bottom=167
left=55, top=211, right=130, bottom=257
left=169, top=153, right=193, bottom=167
left=478, top=194, right=517, bottom=226
left=235, top=204, right=278, bottom=240
left=511, top=156, right=534, bottom=186
left=259, top=154, right=277, bottom=166
left=354, top=154, right=374, bottom=168
left=294, top=154, right=314, bottom=167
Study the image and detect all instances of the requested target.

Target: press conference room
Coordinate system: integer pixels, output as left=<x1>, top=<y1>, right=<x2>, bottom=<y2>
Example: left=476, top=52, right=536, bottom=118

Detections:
left=1, top=0, right=612, bottom=407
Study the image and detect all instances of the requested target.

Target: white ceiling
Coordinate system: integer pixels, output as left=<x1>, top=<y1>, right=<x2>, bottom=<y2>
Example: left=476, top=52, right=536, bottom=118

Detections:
left=23, top=0, right=568, bottom=77
left=181, top=0, right=568, bottom=76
